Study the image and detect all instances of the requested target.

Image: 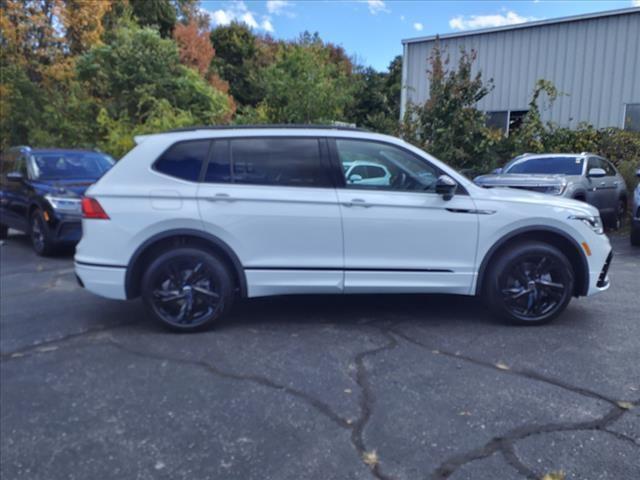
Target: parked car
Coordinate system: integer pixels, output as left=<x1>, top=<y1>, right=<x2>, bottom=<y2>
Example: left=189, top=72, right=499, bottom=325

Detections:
left=474, top=153, right=628, bottom=229
left=631, top=169, right=640, bottom=246
left=0, top=146, right=115, bottom=255
left=344, top=161, right=392, bottom=186
left=75, top=126, right=612, bottom=331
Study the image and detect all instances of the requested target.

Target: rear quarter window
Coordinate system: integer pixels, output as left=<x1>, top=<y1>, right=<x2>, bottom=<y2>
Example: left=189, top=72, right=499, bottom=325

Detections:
left=154, top=140, right=211, bottom=182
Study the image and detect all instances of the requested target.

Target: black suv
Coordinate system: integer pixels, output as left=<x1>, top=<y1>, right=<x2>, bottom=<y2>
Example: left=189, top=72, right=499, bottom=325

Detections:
left=0, top=147, right=114, bottom=255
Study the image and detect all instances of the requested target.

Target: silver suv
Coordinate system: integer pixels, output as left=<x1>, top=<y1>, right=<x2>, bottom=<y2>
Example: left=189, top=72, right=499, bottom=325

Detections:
left=475, top=153, right=628, bottom=229
left=632, top=169, right=640, bottom=246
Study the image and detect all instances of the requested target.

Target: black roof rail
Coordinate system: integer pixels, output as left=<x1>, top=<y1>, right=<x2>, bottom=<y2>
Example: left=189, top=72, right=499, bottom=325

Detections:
left=164, top=124, right=369, bottom=133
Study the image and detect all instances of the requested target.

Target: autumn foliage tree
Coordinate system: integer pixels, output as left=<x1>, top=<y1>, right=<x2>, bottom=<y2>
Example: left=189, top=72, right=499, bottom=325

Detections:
left=173, top=19, right=214, bottom=76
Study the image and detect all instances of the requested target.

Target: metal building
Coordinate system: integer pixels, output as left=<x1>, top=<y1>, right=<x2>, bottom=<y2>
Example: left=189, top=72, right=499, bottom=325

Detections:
left=401, top=7, right=640, bottom=133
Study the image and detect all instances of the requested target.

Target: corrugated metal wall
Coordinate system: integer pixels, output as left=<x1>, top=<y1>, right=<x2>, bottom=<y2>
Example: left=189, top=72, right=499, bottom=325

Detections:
left=401, top=11, right=640, bottom=129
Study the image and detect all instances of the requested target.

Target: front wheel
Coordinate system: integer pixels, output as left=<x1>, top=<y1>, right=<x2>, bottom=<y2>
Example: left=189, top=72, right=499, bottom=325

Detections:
left=631, top=222, right=640, bottom=247
left=30, top=210, right=56, bottom=256
left=483, top=242, right=574, bottom=325
left=141, top=247, right=234, bottom=332
left=612, top=199, right=626, bottom=231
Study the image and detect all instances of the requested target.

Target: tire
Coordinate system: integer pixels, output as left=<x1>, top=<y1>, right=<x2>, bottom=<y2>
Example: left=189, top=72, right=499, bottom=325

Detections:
left=141, top=247, right=234, bottom=332
left=0, top=224, right=7, bottom=240
left=30, top=210, right=56, bottom=256
left=631, top=223, right=640, bottom=247
left=611, top=198, right=626, bottom=231
left=483, top=241, right=574, bottom=326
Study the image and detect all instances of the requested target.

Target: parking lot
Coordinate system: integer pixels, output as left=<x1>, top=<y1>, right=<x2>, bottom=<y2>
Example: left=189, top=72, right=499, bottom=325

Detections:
left=1, top=232, right=639, bottom=480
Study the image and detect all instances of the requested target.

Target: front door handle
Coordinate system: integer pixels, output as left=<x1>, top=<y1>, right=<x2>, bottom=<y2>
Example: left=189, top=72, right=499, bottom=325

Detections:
left=343, top=198, right=370, bottom=207
left=206, top=193, right=234, bottom=202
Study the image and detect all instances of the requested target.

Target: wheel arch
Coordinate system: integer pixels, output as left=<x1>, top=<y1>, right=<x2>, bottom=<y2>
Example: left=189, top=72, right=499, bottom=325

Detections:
left=125, top=229, right=247, bottom=299
left=476, top=226, right=590, bottom=297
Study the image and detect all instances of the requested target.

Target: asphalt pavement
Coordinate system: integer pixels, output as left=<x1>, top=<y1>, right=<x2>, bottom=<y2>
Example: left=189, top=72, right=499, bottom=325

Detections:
left=1, top=232, right=639, bottom=480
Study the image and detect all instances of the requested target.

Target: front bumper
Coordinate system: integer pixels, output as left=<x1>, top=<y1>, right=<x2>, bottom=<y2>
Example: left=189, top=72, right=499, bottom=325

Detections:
left=586, top=237, right=613, bottom=296
left=48, top=213, right=82, bottom=244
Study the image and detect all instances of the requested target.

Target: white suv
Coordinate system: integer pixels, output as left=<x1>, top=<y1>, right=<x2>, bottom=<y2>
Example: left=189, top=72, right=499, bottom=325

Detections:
left=75, top=126, right=612, bottom=331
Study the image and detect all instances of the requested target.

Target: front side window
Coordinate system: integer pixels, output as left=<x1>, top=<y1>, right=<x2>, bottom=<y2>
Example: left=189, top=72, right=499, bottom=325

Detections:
left=602, top=159, right=617, bottom=176
left=587, top=157, right=606, bottom=173
left=155, top=140, right=210, bottom=182
left=229, top=138, right=330, bottom=188
left=505, top=156, right=584, bottom=175
left=336, top=139, right=439, bottom=192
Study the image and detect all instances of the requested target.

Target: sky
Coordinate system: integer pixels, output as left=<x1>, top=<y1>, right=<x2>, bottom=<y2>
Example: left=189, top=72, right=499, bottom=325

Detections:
left=200, top=0, right=640, bottom=71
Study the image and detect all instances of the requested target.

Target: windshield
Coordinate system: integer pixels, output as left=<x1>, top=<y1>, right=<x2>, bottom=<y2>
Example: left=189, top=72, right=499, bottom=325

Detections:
left=504, top=156, right=583, bottom=175
left=30, top=152, right=115, bottom=180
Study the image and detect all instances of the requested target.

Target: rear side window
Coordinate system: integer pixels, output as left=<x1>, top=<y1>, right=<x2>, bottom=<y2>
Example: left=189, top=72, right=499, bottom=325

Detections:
left=228, top=138, right=330, bottom=188
left=155, top=140, right=210, bottom=181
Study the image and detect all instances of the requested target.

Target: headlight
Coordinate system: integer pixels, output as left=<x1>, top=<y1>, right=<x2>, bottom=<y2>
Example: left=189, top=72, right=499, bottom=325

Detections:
left=44, top=194, right=82, bottom=214
left=541, top=183, right=566, bottom=195
left=569, top=214, right=604, bottom=235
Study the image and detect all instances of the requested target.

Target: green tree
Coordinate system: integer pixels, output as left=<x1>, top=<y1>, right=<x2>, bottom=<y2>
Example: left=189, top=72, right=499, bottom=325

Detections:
left=256, top=42, right=354, bottom=124
left=129, top=0, right=175, bottom=38
left=385, top=55, right=403, bottom=121
left=210, top=22, right=262, bottom=107
left=400, top=41, right=496, bottom=172
left=76, top=24, right=232, bottom=156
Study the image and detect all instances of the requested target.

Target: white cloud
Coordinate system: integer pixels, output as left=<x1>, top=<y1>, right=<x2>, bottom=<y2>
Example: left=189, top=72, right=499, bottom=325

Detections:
left=413, top=22, right=424, bottom=31
left=365, top=0, right=389, bottom=15
left=632, top=0, right=640, bottom=6
left=241, top=11, right=258, bottom=28
left=209, top=1, right=275, bottom=32
left=266, top=1, right=295, bottom=17
left=400, top=15, right=405, bottom=21
left=261, top=18, right=274, bottom=32
left=449, top=11, right=538, bottom=31
left=212, top=9, right=232, bottom=26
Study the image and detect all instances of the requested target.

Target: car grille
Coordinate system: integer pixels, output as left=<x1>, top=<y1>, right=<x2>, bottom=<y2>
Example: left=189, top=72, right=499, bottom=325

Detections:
left=510, top=186, right=550, bottom=193
left=597, top=252, right=613, bottom=288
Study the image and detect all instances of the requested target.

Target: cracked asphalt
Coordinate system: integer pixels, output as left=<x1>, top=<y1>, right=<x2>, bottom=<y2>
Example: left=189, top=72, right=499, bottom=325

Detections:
left=1, top=232, right=639, bottom=480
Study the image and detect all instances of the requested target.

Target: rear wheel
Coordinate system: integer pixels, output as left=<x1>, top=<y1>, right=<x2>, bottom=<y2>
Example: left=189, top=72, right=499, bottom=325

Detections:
left=141, top=247, right=234, bottom=332
left=483, top=242, right=574, bottom=325
left=612, top=198, right=626, bottom=230
left=30, top=210, right=56, bottom=256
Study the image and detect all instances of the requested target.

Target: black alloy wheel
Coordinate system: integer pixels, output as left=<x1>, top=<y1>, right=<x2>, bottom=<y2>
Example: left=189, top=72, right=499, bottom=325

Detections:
left=30, top=210, right=55, bottom=256
left=485, top=242, right=574, bottom=325
left=614, top=199, right=626, bottom=230
left=141, top=247, right=233, bottom=331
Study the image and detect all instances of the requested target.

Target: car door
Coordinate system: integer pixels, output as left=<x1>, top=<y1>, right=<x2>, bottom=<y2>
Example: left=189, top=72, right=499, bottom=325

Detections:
left=331, top=138, right=479, bottom=294
left=601, top=158, right=623, bottom=211
left=197, top=137, right=344, bottom=297
left=3, top=153, right=31, bottom=231
left=585, top=157, right=615, bottom=214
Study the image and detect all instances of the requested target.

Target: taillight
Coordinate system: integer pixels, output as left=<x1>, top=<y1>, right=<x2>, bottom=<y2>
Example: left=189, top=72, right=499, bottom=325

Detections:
left=82, top=197, right=109, bottom=219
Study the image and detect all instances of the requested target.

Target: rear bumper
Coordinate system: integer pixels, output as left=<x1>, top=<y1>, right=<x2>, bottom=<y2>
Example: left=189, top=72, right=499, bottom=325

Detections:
left=74, top=262, right=127, bottom=300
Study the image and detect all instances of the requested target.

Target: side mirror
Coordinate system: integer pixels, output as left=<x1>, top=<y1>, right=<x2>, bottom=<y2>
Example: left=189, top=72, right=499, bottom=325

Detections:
left=348, top=174, right=363, bottom=183
left=492, top=168, right=503, bottom=175
left=6, top=172, right=24, bottom=183
left=587, top=168, right=606, bottom=178
left=435, top=175, right=457, bottom=201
